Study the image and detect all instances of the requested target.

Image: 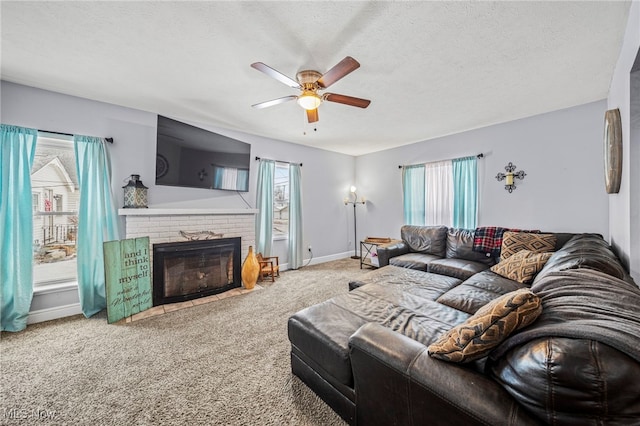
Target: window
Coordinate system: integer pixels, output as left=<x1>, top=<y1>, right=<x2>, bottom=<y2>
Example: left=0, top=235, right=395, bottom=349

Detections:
left=402, top=156, right=478, bottom=229
left=32, top=193, right=40, bottom=212
left=54, top=194, right=63, bottom=212
left=31, top=134, right=79, bottom=287
left=211, top=165, right=250, bottom=192
left=273, top=162, right=289, bottom=239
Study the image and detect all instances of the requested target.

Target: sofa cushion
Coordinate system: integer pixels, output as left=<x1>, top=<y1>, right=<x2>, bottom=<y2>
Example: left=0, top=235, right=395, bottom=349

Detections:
left=400, top=225, right=448, bottom=257
left=537, top=251, right=626, bottom=282
left=534, top=234, right=626, bottom=282
left=427, top=258, right=490, bottom=280
left=562, top=233, right=611, bottom=251
left=445, top=228, right=495, bottom=265
left=348, top=266, right=463, bottom=300
left=550, top=232, right=582, bottom=250
left=437, top=270, right=527, bottom=315
left=389, top=253, right=441, bottom=271
left=500, top=231, right=556, bottom=261
left=490, top=250, right=553, bottom=284
left=427, top=289, right=542, bottom=363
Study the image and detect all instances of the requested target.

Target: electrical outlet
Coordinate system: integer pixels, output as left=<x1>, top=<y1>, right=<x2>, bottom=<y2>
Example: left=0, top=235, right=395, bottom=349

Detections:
left=307, top=245, right=312, bottom=252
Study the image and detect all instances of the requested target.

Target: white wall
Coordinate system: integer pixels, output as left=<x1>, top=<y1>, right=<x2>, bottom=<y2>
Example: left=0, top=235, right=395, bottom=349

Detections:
left=607, top=0, right=640, bottom=282
left=355, top=101, right=610, bottom=241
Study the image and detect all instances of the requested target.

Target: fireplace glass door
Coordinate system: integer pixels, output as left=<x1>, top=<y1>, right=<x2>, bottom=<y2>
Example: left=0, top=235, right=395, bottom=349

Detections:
left=153, top=238, right=241, bottom=305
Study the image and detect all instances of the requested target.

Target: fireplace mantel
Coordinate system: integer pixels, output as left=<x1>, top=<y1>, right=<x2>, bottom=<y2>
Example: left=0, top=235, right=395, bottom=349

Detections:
left=118, top=208, right=258, bottom=216
left=120, top=208, right=256, bottom=262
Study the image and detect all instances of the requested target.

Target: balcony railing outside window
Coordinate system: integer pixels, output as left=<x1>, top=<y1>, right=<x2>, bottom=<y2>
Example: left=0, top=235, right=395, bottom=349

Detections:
left=33, top=211, right=79, bottom=287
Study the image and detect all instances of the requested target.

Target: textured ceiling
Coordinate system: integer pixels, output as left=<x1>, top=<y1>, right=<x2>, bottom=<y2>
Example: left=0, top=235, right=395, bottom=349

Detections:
left=0, top=1, right=631, bottom=156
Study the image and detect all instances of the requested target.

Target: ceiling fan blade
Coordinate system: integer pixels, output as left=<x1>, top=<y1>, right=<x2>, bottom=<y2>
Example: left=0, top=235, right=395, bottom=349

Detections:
left=307, top=108, right=319, bottom=123
left=317, top=56, right=360, bottom=89
left=252, top=95, right=298, bottom=109
left=324, top=93, right=371, bottom=109
left=251, top=62, right=300, bottom=88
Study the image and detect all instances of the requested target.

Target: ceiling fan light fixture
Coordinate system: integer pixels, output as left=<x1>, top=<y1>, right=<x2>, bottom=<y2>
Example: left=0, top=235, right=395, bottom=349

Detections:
left=251, top=57, right=369, bottom=123
left=297, top=91, right=322, bottom=110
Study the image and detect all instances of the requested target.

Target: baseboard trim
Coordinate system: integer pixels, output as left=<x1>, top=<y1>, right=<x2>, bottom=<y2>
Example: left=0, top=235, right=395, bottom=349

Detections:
left=27, top=303, right=83, bottom=325
left=281, top=251, right=354, bottom=271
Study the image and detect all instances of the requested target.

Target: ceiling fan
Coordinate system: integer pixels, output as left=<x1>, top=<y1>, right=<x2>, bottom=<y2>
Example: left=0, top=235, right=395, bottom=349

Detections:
left=250, top=56, right=371, bottom=123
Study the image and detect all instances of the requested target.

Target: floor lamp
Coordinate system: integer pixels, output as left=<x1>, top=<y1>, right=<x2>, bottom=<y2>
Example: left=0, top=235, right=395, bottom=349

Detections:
left=344, top=186, right=366, bottom=259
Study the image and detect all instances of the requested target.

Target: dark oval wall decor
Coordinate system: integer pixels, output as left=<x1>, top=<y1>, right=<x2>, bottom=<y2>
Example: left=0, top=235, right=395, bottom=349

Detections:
left=604, top=108, right=622, bottom=194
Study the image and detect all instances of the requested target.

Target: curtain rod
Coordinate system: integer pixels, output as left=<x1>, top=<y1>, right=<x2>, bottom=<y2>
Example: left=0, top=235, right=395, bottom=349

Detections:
left=398, top=153, right=483, bottom=169
left=255, top=156, right=302, bottom=167
left=39, top=129, right=113, bottom=144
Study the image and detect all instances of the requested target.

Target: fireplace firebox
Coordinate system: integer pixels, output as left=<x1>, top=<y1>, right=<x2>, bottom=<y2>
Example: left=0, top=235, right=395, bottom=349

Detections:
left=152, top=237, right=241, bottom=306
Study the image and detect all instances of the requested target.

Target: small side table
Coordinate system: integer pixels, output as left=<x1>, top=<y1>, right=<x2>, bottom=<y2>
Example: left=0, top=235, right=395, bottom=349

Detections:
left=360, top=241, right=382, bottom=269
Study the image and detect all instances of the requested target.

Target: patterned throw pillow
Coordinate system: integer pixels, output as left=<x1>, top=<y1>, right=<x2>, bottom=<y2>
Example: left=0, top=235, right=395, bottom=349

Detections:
left=500, top=231, right=556, bottom=261
left=428, top=289, right=542, bottom=363
left=491, top=250, right=553, bottom=284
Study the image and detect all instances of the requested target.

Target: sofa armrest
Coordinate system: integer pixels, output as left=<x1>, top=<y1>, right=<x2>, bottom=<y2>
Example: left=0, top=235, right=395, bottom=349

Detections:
left=375, top=241, right=408, bottom=267
left=349, top=323, right=541, bottom=426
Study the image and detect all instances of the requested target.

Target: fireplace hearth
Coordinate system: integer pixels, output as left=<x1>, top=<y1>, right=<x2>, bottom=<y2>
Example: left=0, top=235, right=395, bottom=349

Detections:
left=152, top=237, right=241, bottom=306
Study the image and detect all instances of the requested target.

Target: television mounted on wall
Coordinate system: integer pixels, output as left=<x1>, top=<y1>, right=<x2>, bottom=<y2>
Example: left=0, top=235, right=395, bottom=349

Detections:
left=155, top=115, right=251, bottom=192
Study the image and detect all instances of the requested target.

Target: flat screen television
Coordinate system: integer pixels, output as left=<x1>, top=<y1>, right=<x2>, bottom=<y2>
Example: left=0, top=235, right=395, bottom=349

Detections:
left=155, top=115, right=251, bottom=192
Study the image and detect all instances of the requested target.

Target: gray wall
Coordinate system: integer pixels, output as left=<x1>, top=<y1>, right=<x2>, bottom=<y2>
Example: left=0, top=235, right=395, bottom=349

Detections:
left=1, top=81, right=356, bottom=265
left=607, top=0, right=640, bottom=283
left=1, top=81, right=356, bottom=319
left=355, top=100, right=610, bottom=242
left=1, top=65, right=630, bottom=319
left=631, top=67, right=640, bottom=282
left=0, top=80, right=617, bottom=270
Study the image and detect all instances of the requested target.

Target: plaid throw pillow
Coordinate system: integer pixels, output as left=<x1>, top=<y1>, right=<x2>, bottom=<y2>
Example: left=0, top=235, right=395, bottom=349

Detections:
left=428, top=289, right=542, bottom=363
left=491, top=250, right=552, bottom=284
left=500, top=231, right=556, bottom=261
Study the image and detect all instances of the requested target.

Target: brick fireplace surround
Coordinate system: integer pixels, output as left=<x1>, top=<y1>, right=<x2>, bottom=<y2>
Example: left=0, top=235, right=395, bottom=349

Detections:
left=118, top=208, right=258, bottom=321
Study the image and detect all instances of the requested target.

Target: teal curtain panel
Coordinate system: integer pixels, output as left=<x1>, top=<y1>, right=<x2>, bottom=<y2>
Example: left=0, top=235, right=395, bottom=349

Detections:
left=74, top=135, right=120, bottom=318
left=255, top=159, right=274, bottom=256
left=402, top=164, right=426, bottom=225
left=452, top=156, right=478, bottom=229
left=0, top=125, right=38, bottom=332
left=288, top=164, right=303, bottom=269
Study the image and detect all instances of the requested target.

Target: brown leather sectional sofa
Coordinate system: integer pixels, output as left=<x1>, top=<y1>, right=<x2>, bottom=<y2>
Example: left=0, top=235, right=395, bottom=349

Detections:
left=287, top=226, right=640, bottom=425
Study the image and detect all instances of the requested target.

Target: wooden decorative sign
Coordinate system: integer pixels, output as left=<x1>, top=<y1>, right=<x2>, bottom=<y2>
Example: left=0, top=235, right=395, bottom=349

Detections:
left=104, top=237, right=152, bottom=324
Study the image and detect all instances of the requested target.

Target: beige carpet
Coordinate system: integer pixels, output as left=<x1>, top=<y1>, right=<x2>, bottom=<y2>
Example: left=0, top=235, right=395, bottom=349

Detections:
left=1, top=258, right=371, bottom=425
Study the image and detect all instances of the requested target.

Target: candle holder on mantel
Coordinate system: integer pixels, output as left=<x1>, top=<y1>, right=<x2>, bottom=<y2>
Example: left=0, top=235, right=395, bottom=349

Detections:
left=496, top=163, right=526, bottom=193
left=123, top=174, right=148, bottom=208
